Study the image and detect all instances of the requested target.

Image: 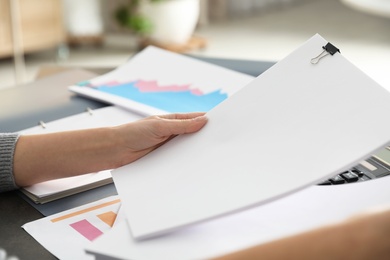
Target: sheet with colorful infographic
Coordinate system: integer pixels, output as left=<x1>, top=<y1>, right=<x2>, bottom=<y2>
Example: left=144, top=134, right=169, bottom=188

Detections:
left=69, top=46, right=254, bottom=116
left=22, top=196, right=125, bottom=260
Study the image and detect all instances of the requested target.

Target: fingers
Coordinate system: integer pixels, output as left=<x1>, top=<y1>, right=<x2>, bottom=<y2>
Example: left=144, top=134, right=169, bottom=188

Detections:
left=152, top=112, right=208, bottom=136
left=157, top=112, right=206, bottom=120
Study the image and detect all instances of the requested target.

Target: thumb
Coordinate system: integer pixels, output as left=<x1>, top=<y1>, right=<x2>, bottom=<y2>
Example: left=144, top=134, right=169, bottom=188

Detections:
left=154, top=113, right=208, bottom=136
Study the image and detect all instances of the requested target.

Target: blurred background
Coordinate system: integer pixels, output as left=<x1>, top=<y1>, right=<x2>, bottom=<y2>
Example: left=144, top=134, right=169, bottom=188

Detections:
left=1, top=0, right=389, bottom=90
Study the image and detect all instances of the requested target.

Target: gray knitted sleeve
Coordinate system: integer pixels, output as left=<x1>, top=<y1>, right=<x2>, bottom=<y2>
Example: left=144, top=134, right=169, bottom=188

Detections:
left=0, top=133, right=20, bottom=192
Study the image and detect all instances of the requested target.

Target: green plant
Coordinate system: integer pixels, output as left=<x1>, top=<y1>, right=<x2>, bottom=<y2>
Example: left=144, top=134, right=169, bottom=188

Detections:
left=114, top=0, right=161, bottom=34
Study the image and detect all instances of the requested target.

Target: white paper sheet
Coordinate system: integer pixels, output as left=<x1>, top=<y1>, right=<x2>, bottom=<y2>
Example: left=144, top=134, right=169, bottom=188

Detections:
left=112, top=34, right=390, bottom=239
left=69, top=46, right=254, bottom=116
left=86, top=177, right=390, bottom=260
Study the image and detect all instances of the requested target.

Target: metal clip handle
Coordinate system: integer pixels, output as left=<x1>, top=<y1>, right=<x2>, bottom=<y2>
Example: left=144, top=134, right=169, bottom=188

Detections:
left=311, top=42, right=340, bottom=64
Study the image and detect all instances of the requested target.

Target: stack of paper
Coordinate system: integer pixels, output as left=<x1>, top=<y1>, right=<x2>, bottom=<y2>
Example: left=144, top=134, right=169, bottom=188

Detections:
left=21, top=47, right=253, bottom=204
left=24, top=34, right=390, bottom=259
left=111, top=34, right=390, bottom=240
left=89, top=34, right=390, bottom=258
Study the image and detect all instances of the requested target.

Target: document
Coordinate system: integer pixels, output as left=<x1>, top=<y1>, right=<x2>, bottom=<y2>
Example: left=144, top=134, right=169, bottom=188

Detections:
left=69, top=46, right=254, bottom=116
left=86, top=177, right=390, bottom=260
left=111, top=34, right=390, bottom=239
left=23, top=196, right=124, bottom=260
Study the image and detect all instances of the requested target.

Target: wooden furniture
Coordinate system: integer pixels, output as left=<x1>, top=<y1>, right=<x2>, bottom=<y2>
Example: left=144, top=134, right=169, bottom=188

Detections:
left=0, top=0, right=65, bottom=84
left=140, top=35, right=207, bottom=53
left=0, top=0, right=65, bottom=58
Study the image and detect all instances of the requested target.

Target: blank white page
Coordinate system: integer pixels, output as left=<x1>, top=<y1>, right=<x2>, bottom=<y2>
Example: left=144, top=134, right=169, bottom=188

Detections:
left=112, top=34, right=390, bottom=239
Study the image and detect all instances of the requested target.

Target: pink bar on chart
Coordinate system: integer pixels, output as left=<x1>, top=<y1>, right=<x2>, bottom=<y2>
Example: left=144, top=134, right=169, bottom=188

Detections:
left=70, top=219, right=103, bottom=241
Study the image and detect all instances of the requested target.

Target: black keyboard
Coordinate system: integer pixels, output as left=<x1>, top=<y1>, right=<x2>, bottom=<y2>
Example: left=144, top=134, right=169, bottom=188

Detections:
left=318, top=155, right=390, bottom=185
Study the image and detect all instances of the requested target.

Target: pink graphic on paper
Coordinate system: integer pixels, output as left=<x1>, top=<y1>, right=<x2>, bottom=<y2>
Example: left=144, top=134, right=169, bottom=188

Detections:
left=70, top=219, right=103, bottom=241
left=134, top=80, right=204, bottom=96
left=91, top=79, right=204, bottom=96
left=103, top=80, right=121, bottom=86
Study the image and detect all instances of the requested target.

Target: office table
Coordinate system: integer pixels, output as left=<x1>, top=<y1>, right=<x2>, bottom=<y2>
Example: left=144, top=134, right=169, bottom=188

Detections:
left=0, top=56, right=274, bottom=259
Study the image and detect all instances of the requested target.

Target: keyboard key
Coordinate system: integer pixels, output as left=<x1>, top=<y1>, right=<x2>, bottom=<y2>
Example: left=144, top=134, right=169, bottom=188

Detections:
left=318, top=180, right=332, bottom=185
left=330, top=175, right=346, bottom=184
left=351, top=168, right=364, bottom=177
left=341, top=171, right=359, bottom=183
left=359, top=175, right=371, bottom=182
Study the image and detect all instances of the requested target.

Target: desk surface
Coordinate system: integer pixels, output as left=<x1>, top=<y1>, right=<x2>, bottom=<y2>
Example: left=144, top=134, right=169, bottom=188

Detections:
left=0, top=56, right=274, bottom=259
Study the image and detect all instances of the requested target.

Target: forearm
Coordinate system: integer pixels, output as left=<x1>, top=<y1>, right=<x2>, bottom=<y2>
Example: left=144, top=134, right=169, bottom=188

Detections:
left=11, top=113, right=207, bottom=188
left=215, top=209, right=390, bottom=260
left=13, top=127, right=124, bottom=187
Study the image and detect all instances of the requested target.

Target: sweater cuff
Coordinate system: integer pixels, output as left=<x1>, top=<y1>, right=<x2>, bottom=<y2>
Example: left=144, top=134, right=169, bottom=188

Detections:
left=0, top=133, right=20, bottom=192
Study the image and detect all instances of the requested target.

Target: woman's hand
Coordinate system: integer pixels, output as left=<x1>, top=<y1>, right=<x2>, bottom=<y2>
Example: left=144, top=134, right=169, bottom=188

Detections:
left=13, top=112, right=207, bottom=187
left=113, top=112, right=208, bottom=165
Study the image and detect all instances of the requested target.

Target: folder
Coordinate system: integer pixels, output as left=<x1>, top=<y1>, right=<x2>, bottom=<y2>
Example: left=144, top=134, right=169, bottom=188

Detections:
left=21, top=34, right=390, bottom=260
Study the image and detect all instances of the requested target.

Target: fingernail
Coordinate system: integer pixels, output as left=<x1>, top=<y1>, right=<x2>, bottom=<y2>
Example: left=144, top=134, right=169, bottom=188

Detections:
left=195, top=115, right=207, bottom=122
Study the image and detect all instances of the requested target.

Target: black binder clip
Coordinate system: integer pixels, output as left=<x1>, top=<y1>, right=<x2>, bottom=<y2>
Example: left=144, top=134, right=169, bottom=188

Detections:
left=311, top=42, right=340, bottom=64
